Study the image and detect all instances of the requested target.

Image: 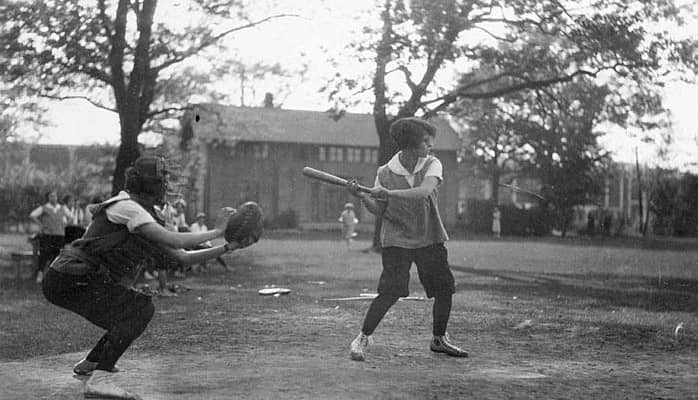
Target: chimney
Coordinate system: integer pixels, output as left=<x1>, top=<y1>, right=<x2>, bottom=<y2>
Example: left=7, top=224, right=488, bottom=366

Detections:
left=263, top=92, right=274, bottom=108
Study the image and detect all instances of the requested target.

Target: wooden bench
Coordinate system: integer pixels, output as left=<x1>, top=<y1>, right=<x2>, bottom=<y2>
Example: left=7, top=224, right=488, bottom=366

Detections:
left=10, top=235, right=40, bottom=281
left=11, top=250, right=36, bottom=281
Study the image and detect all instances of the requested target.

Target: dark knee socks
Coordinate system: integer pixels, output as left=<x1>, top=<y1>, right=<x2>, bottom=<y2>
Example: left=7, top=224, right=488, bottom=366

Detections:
left=361, top=294, right=399, bottom=335
left=86, top=334, right=109, bottom=363
left=361, top=294, right=452, bottom=337
left=94, top=302, right=155, bottom=371
left=433, top=295, right=452, bottom=336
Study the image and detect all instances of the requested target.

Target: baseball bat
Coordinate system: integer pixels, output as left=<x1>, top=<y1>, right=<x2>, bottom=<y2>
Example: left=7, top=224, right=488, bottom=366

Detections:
left=498, top=183, right=546, bottom=200
left=302, top=167, right=372, bottom=193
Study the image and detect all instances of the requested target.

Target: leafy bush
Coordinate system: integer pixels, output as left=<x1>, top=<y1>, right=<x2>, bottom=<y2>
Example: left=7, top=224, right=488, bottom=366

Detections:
left=459, top=199, right=550, bottom=236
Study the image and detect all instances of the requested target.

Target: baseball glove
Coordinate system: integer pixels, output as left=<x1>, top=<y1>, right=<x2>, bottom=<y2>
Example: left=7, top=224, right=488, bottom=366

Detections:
left=224, top=201, right=264, bottom=244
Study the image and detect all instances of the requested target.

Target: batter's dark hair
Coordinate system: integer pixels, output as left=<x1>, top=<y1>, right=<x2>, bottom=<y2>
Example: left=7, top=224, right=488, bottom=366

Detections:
left=389, top=117, right=437, bottom=150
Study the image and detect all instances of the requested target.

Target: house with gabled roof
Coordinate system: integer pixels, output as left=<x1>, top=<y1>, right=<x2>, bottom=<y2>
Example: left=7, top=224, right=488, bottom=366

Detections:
left=180, top=104, right=462, bottom=230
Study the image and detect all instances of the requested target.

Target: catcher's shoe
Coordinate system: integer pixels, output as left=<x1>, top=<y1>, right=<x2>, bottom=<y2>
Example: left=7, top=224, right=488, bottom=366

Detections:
left=74, top=358, right=120, bottom=376
left=430, top=333, right=468, bottom=357
left=84, top=370, right=141, bottom=399
left=350, top=332, right=372, bottom=361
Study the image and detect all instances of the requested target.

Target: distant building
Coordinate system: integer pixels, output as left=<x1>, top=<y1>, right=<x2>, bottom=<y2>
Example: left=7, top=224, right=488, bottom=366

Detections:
left=181, top=104, right=461, bottom=230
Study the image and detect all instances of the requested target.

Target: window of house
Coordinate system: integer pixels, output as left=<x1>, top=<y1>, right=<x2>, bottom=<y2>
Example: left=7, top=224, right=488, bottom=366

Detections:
left=253, top=143, right=269, bottom=159
left=329, top=146, right=344, bottom=162
left=318, top=146, right=326, bottom=161
left=364, top=148, right=378, bottom=164
left=347, top=148, right=362, bottom=163
left=312, top=185, right=362, bottom=222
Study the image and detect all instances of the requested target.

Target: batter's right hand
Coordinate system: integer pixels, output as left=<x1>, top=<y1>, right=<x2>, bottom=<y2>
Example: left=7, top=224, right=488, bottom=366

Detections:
left=346, top=179, right=361, bottom=198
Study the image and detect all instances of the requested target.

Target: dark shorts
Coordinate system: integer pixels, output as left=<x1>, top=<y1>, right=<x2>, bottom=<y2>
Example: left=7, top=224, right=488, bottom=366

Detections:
left=42, top=268, right=153, bottom=332
left=378, top=243, right=455, bottom=298
left=64, top=225, right=86, bottom=244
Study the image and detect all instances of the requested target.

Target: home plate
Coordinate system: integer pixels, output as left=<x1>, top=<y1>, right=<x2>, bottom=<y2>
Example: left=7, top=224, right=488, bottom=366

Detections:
left=258, top=288, right=291, bottom=296
left=478, top=367, right=547, bottom=379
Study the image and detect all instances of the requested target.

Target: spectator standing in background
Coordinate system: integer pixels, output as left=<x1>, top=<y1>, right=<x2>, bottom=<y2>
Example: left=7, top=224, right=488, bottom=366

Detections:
left=63, top=194, right=87, bottom=244
left=172, top=199, right=188, bottom=231
left=492, top=207, right=502, bottom=238
left=189, top=212, right=230, bottom=272
left=30, top=190, right=71, bottom=283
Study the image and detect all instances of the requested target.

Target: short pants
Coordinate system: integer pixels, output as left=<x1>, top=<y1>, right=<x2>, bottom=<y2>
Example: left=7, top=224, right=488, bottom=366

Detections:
left=378, top=243, right=455, bottom=298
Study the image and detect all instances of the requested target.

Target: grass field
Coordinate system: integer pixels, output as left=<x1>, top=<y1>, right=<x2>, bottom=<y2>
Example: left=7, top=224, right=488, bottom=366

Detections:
left=0, top=234, right=697, bottom=399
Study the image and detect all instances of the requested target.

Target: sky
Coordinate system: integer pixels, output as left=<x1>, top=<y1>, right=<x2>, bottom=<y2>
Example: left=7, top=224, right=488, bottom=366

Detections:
left=22, top=0, right=698, bottom=172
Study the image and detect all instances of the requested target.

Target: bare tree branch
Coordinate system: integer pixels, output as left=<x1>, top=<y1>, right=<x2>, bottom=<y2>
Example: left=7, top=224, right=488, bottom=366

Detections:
left=39, top=94, right=118, bottom=112
left=152, top=14, right=300, bottom=73
left=398, top=66, right=418, bottom=92
left=472, top=25, right=516, bottom=43
left=146, top=104, right=195, bottom=119
left=421, top=68, right=602, bottom=117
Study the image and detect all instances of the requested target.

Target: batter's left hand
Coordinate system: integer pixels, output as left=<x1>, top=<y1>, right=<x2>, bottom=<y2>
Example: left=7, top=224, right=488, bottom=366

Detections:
left=370, top=186, right=389, bottom=201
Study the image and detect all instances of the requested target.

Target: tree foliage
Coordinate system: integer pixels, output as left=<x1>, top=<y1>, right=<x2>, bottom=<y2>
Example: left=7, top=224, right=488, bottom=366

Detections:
left=648, top=170, right=698, bottom=236
left=457, top=79, right=610, bottom=235
left=0, top=0, right=295, bottom=193
left=326, top=0, right=695, bottom=244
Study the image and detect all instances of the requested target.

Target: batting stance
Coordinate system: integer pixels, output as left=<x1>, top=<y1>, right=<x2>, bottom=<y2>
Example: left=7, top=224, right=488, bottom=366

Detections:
left=346, top=117, right=468, bottom=361
left=42, top=156, right=252, bottom=400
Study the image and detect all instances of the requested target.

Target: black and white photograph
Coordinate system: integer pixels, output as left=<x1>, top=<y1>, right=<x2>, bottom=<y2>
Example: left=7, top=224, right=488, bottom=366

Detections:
left=0, top=0, right=697, bottom=398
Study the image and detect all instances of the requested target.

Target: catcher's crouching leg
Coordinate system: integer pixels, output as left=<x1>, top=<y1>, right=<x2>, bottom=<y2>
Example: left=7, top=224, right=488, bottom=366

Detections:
left=93, top=295, right=154, bottom=371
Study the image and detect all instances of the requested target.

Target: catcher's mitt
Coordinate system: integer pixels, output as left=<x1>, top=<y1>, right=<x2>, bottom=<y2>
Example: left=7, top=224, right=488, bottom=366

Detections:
left=224, top=201, right=264, bottom=244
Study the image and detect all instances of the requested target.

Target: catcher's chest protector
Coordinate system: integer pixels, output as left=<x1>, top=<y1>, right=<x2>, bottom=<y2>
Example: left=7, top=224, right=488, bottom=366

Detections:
left=72, top=200, right=177, bottom=282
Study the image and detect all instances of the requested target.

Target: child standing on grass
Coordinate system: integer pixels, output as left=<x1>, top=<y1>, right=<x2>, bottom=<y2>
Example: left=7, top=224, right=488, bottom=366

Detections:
left=346, top=117, right=468, bottom=361
left=492, top=206, right=502, bottom=238
left=338, top=202, right=359, bottom=246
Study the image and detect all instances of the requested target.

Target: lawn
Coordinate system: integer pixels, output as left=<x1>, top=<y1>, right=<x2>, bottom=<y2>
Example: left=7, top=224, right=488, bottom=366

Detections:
left=0, top=235, right=696, bottom=399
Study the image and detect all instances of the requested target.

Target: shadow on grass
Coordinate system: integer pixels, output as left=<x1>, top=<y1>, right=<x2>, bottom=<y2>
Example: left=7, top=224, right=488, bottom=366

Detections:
left=451, top=265, right=698, bottom=313
left=448, top=232, right=698, bottom=252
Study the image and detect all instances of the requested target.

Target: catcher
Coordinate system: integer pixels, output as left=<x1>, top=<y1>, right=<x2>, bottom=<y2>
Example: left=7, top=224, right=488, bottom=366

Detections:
left=41, top=156, right=259, bottom=400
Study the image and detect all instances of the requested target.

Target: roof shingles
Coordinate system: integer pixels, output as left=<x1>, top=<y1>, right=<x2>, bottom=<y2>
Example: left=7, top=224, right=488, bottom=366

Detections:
left=188, top=104, right=460, bottom=151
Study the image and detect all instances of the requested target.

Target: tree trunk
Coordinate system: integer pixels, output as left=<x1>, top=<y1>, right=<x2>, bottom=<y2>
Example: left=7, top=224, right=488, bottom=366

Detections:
left=112, top=118, right=141, bottom=194
left=490, top=164, right=500, bottom=205
left=371, top=116, right=396, bottom=250
left=370, top=0, right=394, bottom=251
left=635, top=147, right=646, bottom=236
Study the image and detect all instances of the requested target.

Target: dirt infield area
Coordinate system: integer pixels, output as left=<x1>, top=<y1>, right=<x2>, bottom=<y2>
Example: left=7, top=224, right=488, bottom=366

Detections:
left=1, top=237, right=697, bottom=399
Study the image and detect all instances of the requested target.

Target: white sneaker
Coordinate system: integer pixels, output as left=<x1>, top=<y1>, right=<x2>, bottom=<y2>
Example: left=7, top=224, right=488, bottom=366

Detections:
left=350, top=332, right=371, bottom=361
left=84, top=370, right=141, bottom=399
